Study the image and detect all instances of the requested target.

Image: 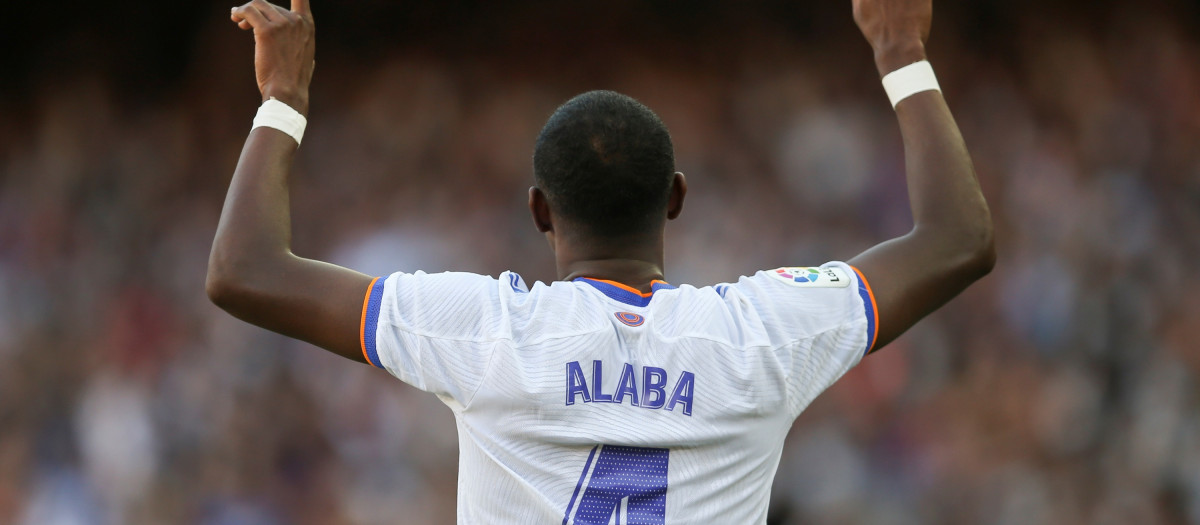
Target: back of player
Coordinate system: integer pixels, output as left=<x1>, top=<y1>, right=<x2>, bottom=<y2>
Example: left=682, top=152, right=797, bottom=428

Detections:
left=212, top=0, right=993, bottom=523
left=361, top=263, right=875, bottom=523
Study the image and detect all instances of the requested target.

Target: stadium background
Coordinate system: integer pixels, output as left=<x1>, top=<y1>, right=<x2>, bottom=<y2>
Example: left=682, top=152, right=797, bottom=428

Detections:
left=1, top=0, right=1199, bottom=523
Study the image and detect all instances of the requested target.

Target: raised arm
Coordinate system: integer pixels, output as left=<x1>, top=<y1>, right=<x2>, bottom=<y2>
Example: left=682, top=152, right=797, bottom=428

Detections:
left=847, top=0, right=996, bottom=352
left=207, top=0, right=373, bottom=363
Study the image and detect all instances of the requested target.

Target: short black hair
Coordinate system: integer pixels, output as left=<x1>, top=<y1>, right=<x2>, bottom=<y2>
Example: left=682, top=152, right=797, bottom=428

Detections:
left=533, top=90, right=675, bottom=237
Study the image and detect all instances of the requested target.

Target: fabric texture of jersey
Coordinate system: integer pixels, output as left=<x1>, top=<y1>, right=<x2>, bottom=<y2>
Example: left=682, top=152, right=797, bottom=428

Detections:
left=361, top=262, right=876, bottom=524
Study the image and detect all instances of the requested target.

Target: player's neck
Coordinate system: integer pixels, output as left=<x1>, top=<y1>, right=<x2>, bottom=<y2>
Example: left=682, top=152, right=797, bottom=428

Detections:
left=555, top=236, right=666, bottom=293
left=560, top=259, right=666, bottom=292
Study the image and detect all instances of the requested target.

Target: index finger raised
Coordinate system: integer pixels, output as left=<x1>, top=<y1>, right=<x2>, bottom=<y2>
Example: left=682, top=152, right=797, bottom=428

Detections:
left=291, top=0, right=310, bottom=15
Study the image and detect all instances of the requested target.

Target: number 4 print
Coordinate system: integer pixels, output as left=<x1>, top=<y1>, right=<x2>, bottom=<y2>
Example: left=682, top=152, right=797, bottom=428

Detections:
left=562, top=445, right=669, bottom=525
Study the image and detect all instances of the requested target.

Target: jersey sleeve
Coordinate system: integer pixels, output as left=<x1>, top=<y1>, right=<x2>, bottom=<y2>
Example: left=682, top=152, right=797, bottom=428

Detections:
left=359, top=271, right=515, bottom=409
left=727, top=261, right=878, bottom=414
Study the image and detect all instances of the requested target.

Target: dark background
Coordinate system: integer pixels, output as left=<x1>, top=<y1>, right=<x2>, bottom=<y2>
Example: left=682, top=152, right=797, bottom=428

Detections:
left=6, top=0, right=1192, bottom=101
left=1, top=1, right=1199, bottom=524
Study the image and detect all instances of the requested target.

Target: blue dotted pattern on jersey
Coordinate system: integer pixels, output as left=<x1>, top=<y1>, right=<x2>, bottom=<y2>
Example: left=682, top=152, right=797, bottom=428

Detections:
left=572, top=445, right=669, bottom=524
left=363, top=276, right=387, bottom=368
left=562, top=445, right=599, bottom=524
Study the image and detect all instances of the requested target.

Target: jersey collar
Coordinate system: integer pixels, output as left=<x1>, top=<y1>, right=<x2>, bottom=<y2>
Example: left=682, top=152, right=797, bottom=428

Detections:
left=573, top=278, right=676, bottom=308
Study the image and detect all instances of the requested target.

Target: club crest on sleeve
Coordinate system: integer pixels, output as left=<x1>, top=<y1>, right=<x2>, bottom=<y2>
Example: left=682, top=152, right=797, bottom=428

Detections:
left=615, top=312, right=645, bottom=327
left=770, top=267, right=851, bottom=288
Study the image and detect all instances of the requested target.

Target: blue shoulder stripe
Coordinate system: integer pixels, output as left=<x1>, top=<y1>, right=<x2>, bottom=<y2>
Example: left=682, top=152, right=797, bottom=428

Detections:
left=360, top=276, right=387, bottom=368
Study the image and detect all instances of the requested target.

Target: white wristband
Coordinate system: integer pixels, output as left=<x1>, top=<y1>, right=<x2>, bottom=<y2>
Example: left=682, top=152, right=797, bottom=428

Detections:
left=881, top=60, right=941, bottom=108
left=253, top=97, right=307, bottom=145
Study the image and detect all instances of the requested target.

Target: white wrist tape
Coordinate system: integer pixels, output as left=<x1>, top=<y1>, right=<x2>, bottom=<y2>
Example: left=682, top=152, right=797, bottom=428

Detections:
left=253, top=97, right=307, bottom=145
left=881, top=60, right=941, bottom=108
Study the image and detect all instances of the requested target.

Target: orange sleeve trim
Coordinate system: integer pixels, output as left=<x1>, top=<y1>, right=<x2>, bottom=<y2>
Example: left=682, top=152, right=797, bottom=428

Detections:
left=585, top=278, right=655, bottom=298
left=359, top=276, right=380, bottom=364
left=851, top=266, right=881, bottom=353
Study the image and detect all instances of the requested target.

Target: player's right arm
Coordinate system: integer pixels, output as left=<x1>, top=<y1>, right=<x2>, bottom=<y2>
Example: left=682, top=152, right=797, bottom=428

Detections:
left=207, top=0, right=375, bottom=364
left=845, top=0, right=996, bottom=352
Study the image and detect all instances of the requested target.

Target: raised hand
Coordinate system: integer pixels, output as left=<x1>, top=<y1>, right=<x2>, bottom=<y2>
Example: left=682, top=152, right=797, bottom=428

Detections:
left=851, top=0, right=932, bottom=76
left=212, top=0, right=375, bottom=364
left=231, top=0, right=315, bottom=114
left=846, top=0, right=995, bottom=354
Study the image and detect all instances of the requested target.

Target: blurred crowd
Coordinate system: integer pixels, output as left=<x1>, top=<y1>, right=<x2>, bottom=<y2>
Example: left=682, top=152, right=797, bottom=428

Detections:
left=1, top=1, right=1198, bottom=524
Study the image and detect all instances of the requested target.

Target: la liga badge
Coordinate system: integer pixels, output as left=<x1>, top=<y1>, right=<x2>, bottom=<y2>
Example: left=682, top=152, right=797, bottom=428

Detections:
left=770, top=267, right=851, bottom=288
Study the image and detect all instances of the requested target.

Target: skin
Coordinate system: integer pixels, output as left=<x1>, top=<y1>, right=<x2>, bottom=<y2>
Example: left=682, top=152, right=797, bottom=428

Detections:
left=208, top=0, right=994, bottom=364
left=527, top=173, right=687, bottom=289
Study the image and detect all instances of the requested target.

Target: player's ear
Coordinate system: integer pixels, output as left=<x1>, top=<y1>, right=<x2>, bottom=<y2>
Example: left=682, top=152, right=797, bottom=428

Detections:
left=529, top=186, right=553, bottom=233
left=666, top=172, right=687, bottom=220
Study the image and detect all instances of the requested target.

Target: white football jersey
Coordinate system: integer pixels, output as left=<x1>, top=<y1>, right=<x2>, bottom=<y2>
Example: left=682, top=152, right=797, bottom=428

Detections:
left=359, top=261, right=878, bottom=524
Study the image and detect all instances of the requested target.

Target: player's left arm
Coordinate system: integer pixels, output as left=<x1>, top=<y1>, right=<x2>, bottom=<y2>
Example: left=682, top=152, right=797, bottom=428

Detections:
left=845, top=0, right=996, bottom=353
left=207, top=0, right=373, bottom=364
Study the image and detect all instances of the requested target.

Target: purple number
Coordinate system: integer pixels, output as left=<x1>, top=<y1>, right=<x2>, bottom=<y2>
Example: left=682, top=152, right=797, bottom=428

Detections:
left=562, top=445, right=669, bottom=525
